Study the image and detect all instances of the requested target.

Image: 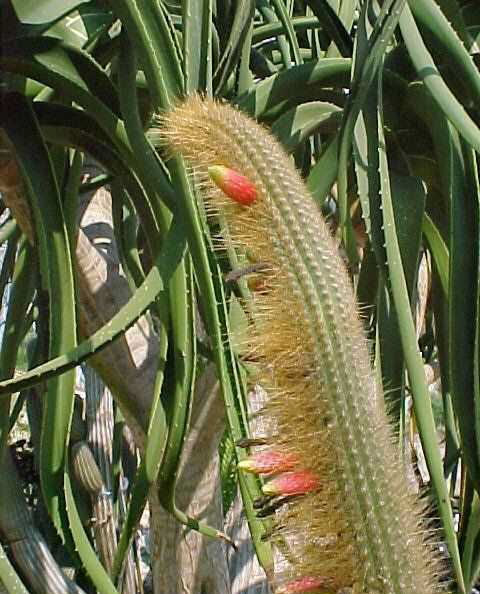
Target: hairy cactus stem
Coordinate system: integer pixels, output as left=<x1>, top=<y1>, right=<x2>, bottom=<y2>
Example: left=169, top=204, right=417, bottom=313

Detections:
left=160, top=95, right=446, bottom=594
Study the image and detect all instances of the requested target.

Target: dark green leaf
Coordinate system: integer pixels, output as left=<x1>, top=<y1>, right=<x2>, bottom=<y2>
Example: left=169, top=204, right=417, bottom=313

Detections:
left=11, top=0, right=89, bottom=25
left=271, top=101, right=342, bottom=152
left=304, top=0, right=353, bottom=57
left=213, top=0, right=254, bottom=93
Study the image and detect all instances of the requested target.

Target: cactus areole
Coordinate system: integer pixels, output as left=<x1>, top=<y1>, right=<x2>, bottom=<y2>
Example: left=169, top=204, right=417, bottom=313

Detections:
left=161, top=96, right=446, bottom=594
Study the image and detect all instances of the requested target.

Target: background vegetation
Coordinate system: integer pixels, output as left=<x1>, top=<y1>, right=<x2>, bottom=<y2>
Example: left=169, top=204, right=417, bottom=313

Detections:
left=0, top=0, right=479, bottom=593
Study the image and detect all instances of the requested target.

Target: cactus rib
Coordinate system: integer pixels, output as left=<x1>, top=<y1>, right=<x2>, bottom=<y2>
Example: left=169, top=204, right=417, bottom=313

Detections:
left=71, top=441, right=105, bottom=495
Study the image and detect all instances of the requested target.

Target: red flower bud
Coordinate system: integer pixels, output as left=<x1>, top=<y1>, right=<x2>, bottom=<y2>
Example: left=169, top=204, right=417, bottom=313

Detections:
left=277, top=576, right=328, bottom=593
left=238, top=451, right=299, bottom=475
left=262, top=470, right=319, bottom=496
left=208, top=165, right=257, bottom=205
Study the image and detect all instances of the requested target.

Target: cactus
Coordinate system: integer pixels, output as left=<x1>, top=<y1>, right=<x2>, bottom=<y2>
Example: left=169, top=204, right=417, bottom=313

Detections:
left=71, top=441, right=104, bottom=496
left=161, top=95, right=445, bottom=594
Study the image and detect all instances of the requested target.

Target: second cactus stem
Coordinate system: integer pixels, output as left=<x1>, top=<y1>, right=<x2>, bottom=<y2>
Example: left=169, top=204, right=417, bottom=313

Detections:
left=161, top=95, right=445, bottom=594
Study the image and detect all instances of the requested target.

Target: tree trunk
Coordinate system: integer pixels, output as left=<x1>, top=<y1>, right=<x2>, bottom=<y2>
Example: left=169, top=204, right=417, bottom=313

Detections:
left=150, top=366, right=231, bottom=593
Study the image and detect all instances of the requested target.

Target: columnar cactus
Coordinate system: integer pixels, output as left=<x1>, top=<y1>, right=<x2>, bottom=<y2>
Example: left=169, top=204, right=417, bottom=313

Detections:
left=161, top=96, right=445, bottom=594
left=71, top=441, right=104, bottom=496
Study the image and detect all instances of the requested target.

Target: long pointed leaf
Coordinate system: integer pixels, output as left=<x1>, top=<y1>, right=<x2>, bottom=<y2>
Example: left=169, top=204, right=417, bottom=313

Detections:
left=183, top=0, right=213, bottom=94
left=0, top=219, right=186, bottom=399
left=1, top=92, right=77, bottom=547
left=377, top=78, right=465, bottom=593
left=400, top=4, right=480, bottom=153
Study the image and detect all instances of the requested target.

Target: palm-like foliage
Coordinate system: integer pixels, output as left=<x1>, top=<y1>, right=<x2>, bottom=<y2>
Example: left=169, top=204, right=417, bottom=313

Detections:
left=0, top=1, right=479, bottom=593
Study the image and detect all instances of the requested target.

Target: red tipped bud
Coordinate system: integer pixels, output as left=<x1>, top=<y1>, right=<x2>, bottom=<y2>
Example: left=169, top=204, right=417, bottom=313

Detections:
left=208, top=165, right=257, bottom=205
left=277, top=577, right=328, bottom=593
left=238, top=451, right=299, bottom=475
left=262, top=470, right=319, bottom=496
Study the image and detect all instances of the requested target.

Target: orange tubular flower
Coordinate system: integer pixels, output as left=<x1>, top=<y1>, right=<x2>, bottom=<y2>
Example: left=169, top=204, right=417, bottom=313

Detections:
left=238, top=450, right=299, bottom=475
left=277, top=576, right=329, bottom=593
left=208, top=165, right=258, bottom=206
left=262, top=471, right=319, bottom=496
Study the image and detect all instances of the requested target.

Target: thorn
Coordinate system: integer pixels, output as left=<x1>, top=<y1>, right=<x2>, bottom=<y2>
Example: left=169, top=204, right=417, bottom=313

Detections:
left=225, top=262, right=271, bottom=284
left=217, top=530, right=237, bottom=550
left=235, top=437, right=270, bottom=448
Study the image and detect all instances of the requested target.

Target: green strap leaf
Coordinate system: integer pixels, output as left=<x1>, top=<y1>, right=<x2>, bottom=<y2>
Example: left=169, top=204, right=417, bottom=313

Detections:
left=257, top=1, right=294, bottom=70
left=338, top=0, right=407, bottom=264
left=409, top=0, right=480, bottom=109
left=307, top=132, right=339, bottom=206
left=33, top=101, right=170, bottom=251
left=378, top=174, right=426, bottom=427
left=449, top=138, right=480, bottom=490
left=400, top=3, right=480, bottom=153
left=213, top=0, right=254, bottom=92
left=237, top=58, right=351, bottom=118
left=271, top=101, right=342, bottom=152
left=183, top=0, right=213, bottom=94
left=2, top=92, right=77, bottom=546
left=408, top=80, right=480, bottom=503
left=112, top=0, right=184, bottom=109
left=422, top=212, right=449, bottom=297
left=11, top=0, right=89, bottom=25
left=461, top=493, right=480, bottom=592
left=0, top=37, right=177, bottom=238
left=0, top=238, right=35, bottom=452
left=112, top=37, right=172, bottom=580
left=304, top=0, right=353, bottom=57
left=252, top=16, right=320, bottom=44
left=377, top=77, right=466, bottom=593
left=352, top=2, right=387, bottom=275
left=115, top=2, right=273, bottom=569
left=64, top=465, right=118, bottom=594
left=0, top=219, right=186, bottom=400
left=3, top=36, right=121, bottom=116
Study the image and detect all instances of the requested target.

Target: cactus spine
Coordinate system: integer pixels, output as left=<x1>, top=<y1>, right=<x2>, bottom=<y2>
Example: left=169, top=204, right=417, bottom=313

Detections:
left=161, top=96, right=445, bottom=594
